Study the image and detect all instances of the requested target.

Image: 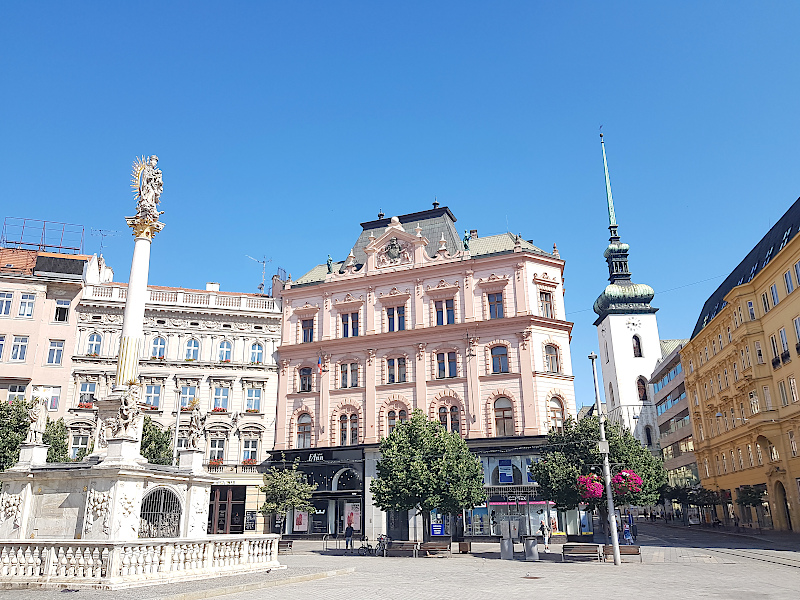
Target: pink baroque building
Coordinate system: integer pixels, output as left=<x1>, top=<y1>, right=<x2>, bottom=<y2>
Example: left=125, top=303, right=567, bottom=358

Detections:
left=273, top=205, right=577, bottom=541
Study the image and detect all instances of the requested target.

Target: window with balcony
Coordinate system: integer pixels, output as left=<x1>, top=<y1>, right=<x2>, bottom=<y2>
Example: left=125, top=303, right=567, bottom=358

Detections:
left=54, top=299, right=70, bottom=323
left=435, top=299, right=455, bottom=325
left=209, top=439, right=225, bottom=461
left=539, top=291, right=553, bottom=318
left=79, top=382, right=96, bottom=404
left=494, top=397, right=514, bottom=436
left=387, top=357, right=406, bottom=383
left=243, top=439, right=258, bottom=461
left=18, top=293, right=34, bottom=318
left=250, top=343, right=264, bottom=363
left=299, top=367, right=313, bottom=392
left=488, top=293, right=504, bottom=319
left=47, top=340, right=64, bottom=365
left=491, top=346, right=509, bottom=374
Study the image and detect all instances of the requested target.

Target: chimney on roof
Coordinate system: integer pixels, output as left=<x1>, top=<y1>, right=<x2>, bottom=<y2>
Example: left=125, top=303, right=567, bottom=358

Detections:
left=206, top=282, right=220, bottom=292
left=378, top=209, right=385, bottom=219
left=470, top=229, right=478, bottom=239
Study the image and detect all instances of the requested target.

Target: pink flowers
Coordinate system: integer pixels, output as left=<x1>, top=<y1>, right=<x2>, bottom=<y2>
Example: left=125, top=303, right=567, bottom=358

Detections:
left=577, top=473, right=604, bottom=499
left=611, top=470, right=642, bottom=496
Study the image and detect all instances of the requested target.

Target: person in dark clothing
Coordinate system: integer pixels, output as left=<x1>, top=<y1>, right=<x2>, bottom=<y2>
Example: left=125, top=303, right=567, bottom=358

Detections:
left=345, top=525, right=354, bottom=553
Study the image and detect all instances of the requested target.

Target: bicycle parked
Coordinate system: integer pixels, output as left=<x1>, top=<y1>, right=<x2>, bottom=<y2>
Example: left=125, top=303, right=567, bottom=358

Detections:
left=358, top=534, right=390, bottom=556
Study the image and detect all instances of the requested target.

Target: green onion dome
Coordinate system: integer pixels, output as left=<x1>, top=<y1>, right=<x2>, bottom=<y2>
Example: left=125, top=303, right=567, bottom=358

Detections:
left=593, top=281, right=656, bottom=317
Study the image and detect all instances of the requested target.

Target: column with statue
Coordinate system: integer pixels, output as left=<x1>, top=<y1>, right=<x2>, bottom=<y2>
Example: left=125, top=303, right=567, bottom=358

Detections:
left=94, top=156, right=165, bottom=464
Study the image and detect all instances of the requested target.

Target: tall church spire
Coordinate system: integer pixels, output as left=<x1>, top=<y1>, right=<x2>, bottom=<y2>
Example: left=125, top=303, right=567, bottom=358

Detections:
left=599, top=133, right=630, bottom=283
left=600, top=132, right=617, bottom=229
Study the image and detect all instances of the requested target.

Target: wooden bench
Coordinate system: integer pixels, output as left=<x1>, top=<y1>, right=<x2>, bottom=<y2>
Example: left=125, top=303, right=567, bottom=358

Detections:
left=383, top=541, right=419, bottom=557
left=278, top=540, right=293, bottom=554
left=562, top=543, right=602, bottom=562
left=419, top=541, right=451, bottom=557
left=603, top=544, right=641, bottom=562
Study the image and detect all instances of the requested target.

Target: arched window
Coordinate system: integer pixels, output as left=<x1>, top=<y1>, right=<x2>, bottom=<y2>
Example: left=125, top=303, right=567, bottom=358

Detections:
left=299, top=367, right=313, bottom=392
left=151, top=336, right=165, bottom=359
left=491, top=346, right=509, bottom=374
left=545, top=345, right=560, bottom=373
left=218, top=340, right=232, bottom=361
left=251, top=343, right=264, bottom=363
left=439, top=406, right=448, bottom=428
left=549, top=397, right=565, bottom=432
left=645, top=426, right=653, bottom=447
left=494, top=397, right=514, bottom=436
left=185, top=338, right=200, bottom=360
left=340, top=414, right=348, bottom=446
left=350, top=414, right=358, bottom=445
left=387, top=411, right=397, bottom=435
left=450, top=406, right=460, bottom=434
left=399, top=409, right=407, bottom=423
left=637, top=378, right=648, bottom=402
left=87, top=333, right=102, bottom=355
left=604, top=341, right=609, bottom=363
left=297, top=414, right=312, bottom=448
left=633, top=335, right=643, bottom=357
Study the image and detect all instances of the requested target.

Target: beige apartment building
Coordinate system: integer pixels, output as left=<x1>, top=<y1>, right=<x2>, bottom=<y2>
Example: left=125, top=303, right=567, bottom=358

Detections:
left=684, top=197, right=800, bottom=531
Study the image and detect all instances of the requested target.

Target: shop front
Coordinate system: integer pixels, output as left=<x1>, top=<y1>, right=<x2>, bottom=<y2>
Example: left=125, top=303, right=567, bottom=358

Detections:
left=266, top=447, right=365, bottom=539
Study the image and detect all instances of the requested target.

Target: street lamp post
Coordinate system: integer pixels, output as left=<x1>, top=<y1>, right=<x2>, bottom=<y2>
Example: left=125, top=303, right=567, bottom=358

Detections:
left=589, top=352, right=621, bottom=566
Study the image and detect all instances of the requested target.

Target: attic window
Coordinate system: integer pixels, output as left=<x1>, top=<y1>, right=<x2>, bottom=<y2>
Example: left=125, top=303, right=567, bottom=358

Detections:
left=254, top=325, right=263, bottom=330
left=92, top=315, right=101, bottom=320
left=156, top=319, right=166, bottom=325
left=762, top=247, right=774, bottom=268
left=4, top=264, right=11, bottom=268
left=747, top=263, right=758, bottom=283
left=779, top=227, right=792, bottom=250
left=222, top=324, right=232, bottom=329
left=190, top=321, right=199, bottom=326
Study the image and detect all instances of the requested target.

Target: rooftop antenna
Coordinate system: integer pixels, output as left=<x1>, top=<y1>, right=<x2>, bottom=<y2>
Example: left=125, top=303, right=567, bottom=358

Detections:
left=90, top=228, right=119, bottom=255
left=245, top=254, right=272, bottom=294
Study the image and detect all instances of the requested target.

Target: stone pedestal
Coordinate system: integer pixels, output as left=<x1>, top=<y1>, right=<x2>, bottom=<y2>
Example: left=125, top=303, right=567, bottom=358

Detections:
left=103, top=436, right=146, bottom=467
left=178, top=448, right=205, bottom=474
left=11, top=443, right=49, bottom=470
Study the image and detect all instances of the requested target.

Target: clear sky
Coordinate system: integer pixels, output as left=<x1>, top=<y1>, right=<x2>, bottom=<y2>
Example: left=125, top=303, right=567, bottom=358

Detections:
left=2, top=2, right=799, bottom=408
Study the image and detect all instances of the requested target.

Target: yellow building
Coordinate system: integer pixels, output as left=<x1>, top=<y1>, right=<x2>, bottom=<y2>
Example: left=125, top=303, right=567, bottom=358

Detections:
left=683, top=197, right=800, bottom=532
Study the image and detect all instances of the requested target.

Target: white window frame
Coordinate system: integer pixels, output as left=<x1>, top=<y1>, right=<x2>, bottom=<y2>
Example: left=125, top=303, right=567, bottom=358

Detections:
left=87, top=333, right=102, bottom=355
left=70, top=434, right=89, bottom=460
left=11, top=336, right=28, bottom=361
left=250, top=343, right=263, bottom=363
left=151, top=337, right=166, bottom=359
left=180, top=385, right=197, bottom=408
left=218, top=340, right=232, bottom=362
left=242, top=439, right=258, bottom=461
left=79, top=382, right=96, bottom=404
left=771, top=284, right=780, bottom=307
left=246, top=388, right=261, bottom=412
left=209, top=438, right=225, bottom=461
left=18, top=293, right=34, bottom=318
left=786, top=271, right=795, bottom=295
left=185, top=339, right=200, bottom=360
left=47, top=340, right=64, bottom=365
left=213, top=387, right=230, bottom=411
left=145, top=384, right=161, bottom=408
left=7, top=384, right=25, bottom=403
left=54, top=299, right=70, bottom=323
left=0, top=292, right=12, bottom=315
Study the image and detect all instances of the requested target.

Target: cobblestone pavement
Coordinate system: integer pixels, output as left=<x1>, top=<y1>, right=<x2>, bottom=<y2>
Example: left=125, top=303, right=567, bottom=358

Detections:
left=5, top=523, right=800, bottom=600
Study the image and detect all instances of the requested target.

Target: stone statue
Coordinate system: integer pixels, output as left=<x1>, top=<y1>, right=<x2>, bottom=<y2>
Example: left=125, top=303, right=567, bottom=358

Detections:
left=26, top=395, right=48, bottom=445
left=115, top=385, right=141, bottom=438
left=463, top=230, right=470, bottom=251
left=131, top=155, right=164, bottom=224
left=327, top=255, right=333, bottom=274
left=187, top=405, right=205, bottom=450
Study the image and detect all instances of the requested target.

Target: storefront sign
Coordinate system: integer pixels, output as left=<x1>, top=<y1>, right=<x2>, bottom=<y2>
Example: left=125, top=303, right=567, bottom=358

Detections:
left=431, top=523, right=445, bottom=536
left=308, top=453, right=325, bottom=462
left=245, top=511, right=256, bottom=531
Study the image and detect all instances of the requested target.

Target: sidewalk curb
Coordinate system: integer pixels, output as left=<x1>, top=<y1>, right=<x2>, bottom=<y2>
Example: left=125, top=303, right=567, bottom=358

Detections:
left=159, top=568, right=356, bottom=600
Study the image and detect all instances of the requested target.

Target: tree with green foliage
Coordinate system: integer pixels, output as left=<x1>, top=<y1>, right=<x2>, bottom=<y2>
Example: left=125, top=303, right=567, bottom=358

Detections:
left=0, top=399, right=32, bottom=471
left=44, top=417, right=71, bottom=463
left=530, top=416, right=667, bottom=537
left=370, top=409, right=485, bottom=541
left=259, top=458, right=317, bottom=530
left=736, top=485, right=765, bottom=508
left=141, top=415, right=174, bottom=465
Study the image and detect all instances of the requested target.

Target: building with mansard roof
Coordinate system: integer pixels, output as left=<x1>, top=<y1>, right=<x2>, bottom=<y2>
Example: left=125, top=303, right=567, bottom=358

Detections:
left=274, top=204, right=580, bottom=542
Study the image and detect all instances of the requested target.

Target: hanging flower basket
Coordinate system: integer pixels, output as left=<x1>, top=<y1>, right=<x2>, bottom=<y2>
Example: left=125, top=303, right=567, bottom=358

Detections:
left=612, top=470, right=643, bottom=497
left=577, top=473, right=604, bottom=500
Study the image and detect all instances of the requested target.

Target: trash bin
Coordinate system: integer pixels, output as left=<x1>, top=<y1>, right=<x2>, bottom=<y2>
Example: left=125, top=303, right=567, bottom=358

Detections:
left=500, top=538, right=514, bottom=560
left=523, top=536, right=539, bottom=561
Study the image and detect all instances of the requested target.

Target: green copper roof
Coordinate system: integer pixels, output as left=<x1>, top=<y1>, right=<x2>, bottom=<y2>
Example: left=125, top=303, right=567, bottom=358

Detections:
left=593, top=281, right=657, bottom=324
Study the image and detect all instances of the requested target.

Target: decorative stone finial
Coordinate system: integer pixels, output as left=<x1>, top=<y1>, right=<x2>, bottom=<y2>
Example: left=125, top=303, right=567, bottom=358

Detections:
left=553, top=243, right=560, bottom=258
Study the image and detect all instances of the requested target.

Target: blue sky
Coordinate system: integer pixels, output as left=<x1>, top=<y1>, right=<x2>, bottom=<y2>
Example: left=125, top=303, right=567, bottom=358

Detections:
left=2, top=3, right=799, bottom=407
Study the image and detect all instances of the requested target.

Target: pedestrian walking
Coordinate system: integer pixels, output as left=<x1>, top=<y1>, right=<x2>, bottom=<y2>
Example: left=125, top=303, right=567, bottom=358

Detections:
left=622, top=523, right=632, bottom=545
left=345, top=524, right=354, bottom=554
left=539, top=521, right=550, bottom=553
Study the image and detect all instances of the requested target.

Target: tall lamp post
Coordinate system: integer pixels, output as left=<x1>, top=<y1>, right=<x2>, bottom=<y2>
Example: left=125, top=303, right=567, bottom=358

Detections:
left=589, top=352, right=621, bottom=565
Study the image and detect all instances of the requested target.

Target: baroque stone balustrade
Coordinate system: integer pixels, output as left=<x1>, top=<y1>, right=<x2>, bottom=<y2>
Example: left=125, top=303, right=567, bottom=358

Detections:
left=83, top=285, right=281, bottom=313
left=0, top=534, right=281, bottom=590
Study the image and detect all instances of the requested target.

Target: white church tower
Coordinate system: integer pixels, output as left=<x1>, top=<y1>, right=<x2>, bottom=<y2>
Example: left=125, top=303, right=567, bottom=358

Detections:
left=593, top=133, right=660, bottom=451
